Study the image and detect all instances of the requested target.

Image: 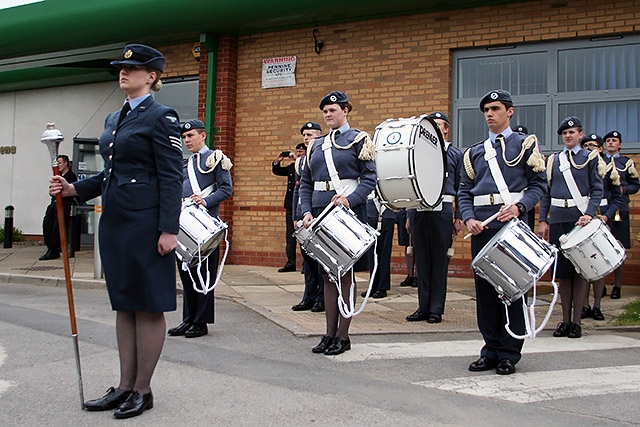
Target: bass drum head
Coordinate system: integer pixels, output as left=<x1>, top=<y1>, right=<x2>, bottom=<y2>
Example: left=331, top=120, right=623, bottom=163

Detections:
left=412, top=116, right=446, bottom=208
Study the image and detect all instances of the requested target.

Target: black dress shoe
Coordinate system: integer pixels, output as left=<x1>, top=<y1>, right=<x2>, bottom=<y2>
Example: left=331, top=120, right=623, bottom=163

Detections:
left=84, top=387, right=132, bottom=411
left=406, top=310, right=429, bottom=322
left=427, top=313, right=442, bottom=323
left=496, top=359, right=516, bottom=375
left=278, top=266, right=296, bottom=273
left=372, top=290, right=387, bottom=299
left=581, top=306, right=593, bottom=319
left=568, top=322, right=582, bottom=338
left=553, top=321, right=570, bottom=337
left=592, top=307, right=605, bottom=321
left=167, top=321, right=192, bottom=336
left=184, top=323, right=208, bottom=338
left=399, top=275, right=414, bottom=287
left=39, top=249, right=60, bottom=261
left=324, top=337, right=351, bottom=355
left=292, top=300, right=314, bottom=311
left=468, top=356, right=498, bottom=372
left=410, top=277, right=418, bottom=288
left=311, top=301, right=325, bottom=312
left=611, top=286, right=621, bottom=299
left=312, top=335, right=334, bottom=353
left=114, top=390, right=153, bottom=419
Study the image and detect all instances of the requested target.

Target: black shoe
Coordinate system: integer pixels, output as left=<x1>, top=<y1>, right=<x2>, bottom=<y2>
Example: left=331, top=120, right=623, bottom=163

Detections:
left=278, top=266, right=296, bottom=273
left=406, top=310, right=429, bottom=322
left=553, top=321, right=570, bottom=337
left=568, top=322, right=582, bottom=338
left=468, top=356, right=497, bottom=372
left=611, top=286, right=621, bottom=299
left=592, top=307, right=605, bottom=321
left=292, top=300, right=314, bottom=311
left=581, top=306, right=593, bottom=319
left=427, top=313, right=442, bottom=323
left=372, top=290, right=387, bottom=299
left=399, top=275, right=414, bottom=287
left=84, top=387, right=132, bottom=411
left=39, top=249, right=60, bottom=261
left=184, top=323, right=208, bottom=338
left=312, top=335, right=334, bottom=353
left=410, top=277, right=418, bottom=288
left=113, top=390, right=153, bottom=419
left=496, top=359, right=516, bottom=375
left=324, top=337, right=351, bottom=355
left=311, top=301, right=325, bottom=312
left=167, top=321, right=192, bottom=336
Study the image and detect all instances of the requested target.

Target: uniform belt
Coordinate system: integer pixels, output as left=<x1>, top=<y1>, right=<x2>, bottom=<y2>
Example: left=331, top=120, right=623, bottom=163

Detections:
left=473, top=192, right=524, bottom=206
left=416, top=195, right=454, bottom=212
left=600, top=199, right=608, bottom=207
left=314, top=179, right=359, bottom=192
left=551, top=198, right=579, bottom=208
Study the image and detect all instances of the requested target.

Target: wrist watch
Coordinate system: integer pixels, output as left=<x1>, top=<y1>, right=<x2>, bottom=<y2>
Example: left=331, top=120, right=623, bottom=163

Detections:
left=516, top=202, right=526, bottom=215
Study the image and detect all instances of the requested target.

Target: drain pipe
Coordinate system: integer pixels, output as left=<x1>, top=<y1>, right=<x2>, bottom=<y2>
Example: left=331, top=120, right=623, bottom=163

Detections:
left=200, top=33, right=218, bottom=146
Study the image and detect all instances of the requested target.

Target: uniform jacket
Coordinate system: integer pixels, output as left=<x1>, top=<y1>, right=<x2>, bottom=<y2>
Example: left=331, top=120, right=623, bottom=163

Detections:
left=605, top=153, right=640, bottom=212
left=183, top=148, right=233, bottom=218
left=272, top=161, right=296, bottom=209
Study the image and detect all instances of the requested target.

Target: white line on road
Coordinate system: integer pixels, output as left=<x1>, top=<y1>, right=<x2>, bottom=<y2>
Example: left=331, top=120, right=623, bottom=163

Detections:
left=414, top=364, right=640, bottom=403
left=332, top=335, right=640, bottom=362
left=0, top=345, right=16, bottom=396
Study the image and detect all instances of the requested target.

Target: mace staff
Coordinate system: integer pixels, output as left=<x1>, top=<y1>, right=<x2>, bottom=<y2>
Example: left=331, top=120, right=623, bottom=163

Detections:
left=41, top=122, right=85, bottom=409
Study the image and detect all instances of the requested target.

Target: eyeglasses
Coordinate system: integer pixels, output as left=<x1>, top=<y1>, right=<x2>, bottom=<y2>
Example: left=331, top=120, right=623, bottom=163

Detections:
left=583, top=142, right=601, bottom=149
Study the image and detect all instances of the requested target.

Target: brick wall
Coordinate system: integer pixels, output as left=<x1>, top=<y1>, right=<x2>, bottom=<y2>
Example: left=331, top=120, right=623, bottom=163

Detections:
left=192, top=0, right=640, bottom=282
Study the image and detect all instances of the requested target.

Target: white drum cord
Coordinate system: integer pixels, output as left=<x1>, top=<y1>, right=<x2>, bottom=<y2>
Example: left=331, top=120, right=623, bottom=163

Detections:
left=505, top=251, right=559, bottom=339
left=183, top=228, right=230, bottom=295
left=336, top=239, right=379, bottom=318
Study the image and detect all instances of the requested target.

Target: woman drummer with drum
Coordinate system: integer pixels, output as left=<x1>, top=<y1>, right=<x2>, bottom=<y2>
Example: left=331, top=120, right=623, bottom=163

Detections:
left=299, top=91, right=376, bottom=355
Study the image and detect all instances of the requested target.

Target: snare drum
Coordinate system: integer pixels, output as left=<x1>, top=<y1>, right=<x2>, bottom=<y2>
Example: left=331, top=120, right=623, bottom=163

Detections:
left=472, top=219, right=557, bottom=303
left=294, top=203, right=379, bottom=281
left=373, top=115, right=446, bottom=210
left=559, top=218, right=626, bottom=281
left=176, top=201, right=228, bottom=267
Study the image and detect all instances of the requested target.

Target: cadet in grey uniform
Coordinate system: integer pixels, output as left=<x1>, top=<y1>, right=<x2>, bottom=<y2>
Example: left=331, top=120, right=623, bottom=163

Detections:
left=50, top=44, right=182, bottom=418
left=299, top=91, right=376, bottom=356
left=167, top=119, right=232, bottom=338
left=458, top=90, right=547, bottom=375
left=604, top=131, right=640, bottom=299
left=538, top=117, right=603, bottom=339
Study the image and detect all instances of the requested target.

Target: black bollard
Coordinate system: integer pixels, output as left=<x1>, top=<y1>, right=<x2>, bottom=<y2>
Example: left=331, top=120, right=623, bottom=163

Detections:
left=4, top=205, right=14, bottom=248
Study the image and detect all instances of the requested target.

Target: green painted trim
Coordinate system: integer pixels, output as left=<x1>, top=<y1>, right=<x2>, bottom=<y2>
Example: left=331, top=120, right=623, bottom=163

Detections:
left=200, top=33, right=218, bottom=148
left=0, top=67, right=116, bottom=92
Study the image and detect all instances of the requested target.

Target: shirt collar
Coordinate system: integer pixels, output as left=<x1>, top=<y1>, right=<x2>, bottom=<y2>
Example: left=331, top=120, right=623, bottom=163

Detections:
left=126, top=94, right=151, bottom=111
left=489, top=127, right=513, bottom=143
left=330, top=122, right=351, bottom=134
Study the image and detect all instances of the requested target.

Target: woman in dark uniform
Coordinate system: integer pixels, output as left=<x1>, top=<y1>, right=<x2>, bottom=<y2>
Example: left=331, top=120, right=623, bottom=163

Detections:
left=299, top=91, right=376, bottom=355
left=49, top=44, right=183, bottom=419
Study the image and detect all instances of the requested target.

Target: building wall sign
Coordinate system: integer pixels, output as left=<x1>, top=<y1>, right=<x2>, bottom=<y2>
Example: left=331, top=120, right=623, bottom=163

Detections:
left=261, top=56, right=296, bottom=89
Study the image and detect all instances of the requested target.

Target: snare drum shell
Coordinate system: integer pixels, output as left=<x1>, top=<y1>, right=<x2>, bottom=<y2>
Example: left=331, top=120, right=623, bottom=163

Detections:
left=177, top=203, right=227, bottom=266
left=559, top=219, right=626, bottom=281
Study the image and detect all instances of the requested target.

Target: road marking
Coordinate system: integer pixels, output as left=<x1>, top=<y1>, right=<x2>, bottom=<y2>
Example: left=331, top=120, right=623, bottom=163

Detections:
left=0, top=345, right=15, bottom=396
left=414, top=364, right=640, bottom=403
left=332, top=335, right=640, bottom=362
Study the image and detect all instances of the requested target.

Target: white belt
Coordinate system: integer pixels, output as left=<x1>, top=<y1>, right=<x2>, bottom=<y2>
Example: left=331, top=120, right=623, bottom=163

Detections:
left=416, top=195, right=454, bottom=212
left=600, top=199, right=608, bottom=207
left=473, top=192, right=524, bottom=206
left=314, top=179, right=359, bottom=192
left=551, top=198, right=579, bottom=208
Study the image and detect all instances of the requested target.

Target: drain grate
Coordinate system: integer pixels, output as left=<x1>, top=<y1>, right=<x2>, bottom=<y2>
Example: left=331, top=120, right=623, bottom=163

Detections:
left=14, top=266, right=63, bottom=271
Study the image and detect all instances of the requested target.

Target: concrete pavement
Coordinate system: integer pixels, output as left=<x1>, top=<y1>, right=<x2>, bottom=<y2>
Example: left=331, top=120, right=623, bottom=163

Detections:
left=1, top=242, right=637, bottom=336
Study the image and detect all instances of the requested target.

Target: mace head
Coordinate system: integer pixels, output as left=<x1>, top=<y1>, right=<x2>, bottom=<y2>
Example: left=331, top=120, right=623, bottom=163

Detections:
left=41, top=123, right=64, bottom=166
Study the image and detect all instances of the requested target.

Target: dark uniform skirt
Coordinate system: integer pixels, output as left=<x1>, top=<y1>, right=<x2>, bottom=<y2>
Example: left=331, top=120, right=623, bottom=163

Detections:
left=99, top=194, right=177, bottom=313
left=610, top=211, right=631, bottom=249
left=549, top=221, right=578, bottom=280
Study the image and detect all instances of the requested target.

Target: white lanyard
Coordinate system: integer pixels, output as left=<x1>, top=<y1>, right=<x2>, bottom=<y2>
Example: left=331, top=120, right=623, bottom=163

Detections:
left=558, top=152, right=588, bottom=214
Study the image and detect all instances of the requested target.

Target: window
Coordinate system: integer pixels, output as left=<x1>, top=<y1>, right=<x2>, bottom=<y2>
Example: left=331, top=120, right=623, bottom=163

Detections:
left=452, top=36, right=640, bottom=152
left=153, top=77, right=199, bottom=157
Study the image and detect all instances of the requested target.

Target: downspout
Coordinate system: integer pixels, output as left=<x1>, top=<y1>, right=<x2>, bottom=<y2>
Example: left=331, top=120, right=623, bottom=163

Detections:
left=200, top=32, right=218, bottom=148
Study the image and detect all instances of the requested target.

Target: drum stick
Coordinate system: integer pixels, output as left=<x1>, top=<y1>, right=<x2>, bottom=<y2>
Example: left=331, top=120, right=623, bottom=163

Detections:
left=463, top=204, right=514, bottom=240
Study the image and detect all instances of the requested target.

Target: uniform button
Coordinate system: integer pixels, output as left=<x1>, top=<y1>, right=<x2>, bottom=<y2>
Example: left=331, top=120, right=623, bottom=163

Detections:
left=112, top=131, right=116, bottom=135
left=108, top=155, right=112, bottom=160
left=102, top=177, right=106, bottom=181
left=109, top=168, right=112, bottom=173
left=131, top=179, right=137, bottom=183
left=109, top=142, right=114, bottom=147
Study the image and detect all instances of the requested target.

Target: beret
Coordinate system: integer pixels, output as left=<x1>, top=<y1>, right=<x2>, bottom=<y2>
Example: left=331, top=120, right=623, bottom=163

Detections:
left=580, top=133, right=603, bottom=147
left=181, top=119, right=206, bottom=134
left=427, top=111, right=449, bottom=123
left=512, top=124, right=528, bottom=134
left=557, top=116, right=582, bottom=135
left=319, top=91, right=348, bottom=110
left=479, top=89, right=512, bottom=111
left=603, top=130, right=622, bottom=142
left=300, top=121, right=322, bottom=134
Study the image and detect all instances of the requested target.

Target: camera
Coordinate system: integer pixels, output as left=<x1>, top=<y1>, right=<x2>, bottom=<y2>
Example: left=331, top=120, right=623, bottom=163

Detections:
left=281, top=150, right=291, bottom=157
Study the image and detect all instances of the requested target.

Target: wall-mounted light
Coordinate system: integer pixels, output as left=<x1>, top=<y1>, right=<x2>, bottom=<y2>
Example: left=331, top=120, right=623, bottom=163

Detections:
left=313, top=29, right=324, bottom=55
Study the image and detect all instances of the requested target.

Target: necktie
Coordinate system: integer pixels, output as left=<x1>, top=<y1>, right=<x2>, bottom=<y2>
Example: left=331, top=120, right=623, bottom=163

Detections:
left=118, top=102, right=131, bottom=125
left=495, top=134, right=504, bottom=147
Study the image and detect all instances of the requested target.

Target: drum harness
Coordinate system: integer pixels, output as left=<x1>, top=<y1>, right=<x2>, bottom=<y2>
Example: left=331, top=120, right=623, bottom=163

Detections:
left=480, top=136, right=558, bottom=339
left=184, top=151, right=231, bottom=294
left=322, top=132, right=379, bottom=318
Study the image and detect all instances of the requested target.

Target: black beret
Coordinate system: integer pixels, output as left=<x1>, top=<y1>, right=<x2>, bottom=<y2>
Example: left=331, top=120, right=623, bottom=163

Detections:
left=295, top=143, right=306, bottom=150
left=603, top=130, right=622, bottom=142
left=557, top=116, right=582, bottom=135
left=319, top=91, right=348, bottom=110
left=300, top=121, right=322, bottom=134
left=580, top=133, right=603, bottom=148
left=111, top=44, right=166, bottom=72
left=479, top=89, right=512, bottom=111
left=512, top=124, right=529, bottom=134
left=181, top=119, right=206, bottom=134
left=427, top=111, right=449, bottom=123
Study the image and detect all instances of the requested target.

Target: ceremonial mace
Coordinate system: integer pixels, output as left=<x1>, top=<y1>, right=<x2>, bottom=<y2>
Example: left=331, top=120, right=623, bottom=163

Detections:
left=41, top=123, right=85, bottom=409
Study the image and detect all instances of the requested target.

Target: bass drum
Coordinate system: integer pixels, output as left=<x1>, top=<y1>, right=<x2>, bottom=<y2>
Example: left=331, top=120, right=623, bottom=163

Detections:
left=373, top=115, right=446, bottom=210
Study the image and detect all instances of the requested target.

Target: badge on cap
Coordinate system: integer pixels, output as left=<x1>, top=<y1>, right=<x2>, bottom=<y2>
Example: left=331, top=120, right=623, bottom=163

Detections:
left=613, top=131, right=619, bottom=137
left=490, top=92, right=498, bottom=100
left=330, top=95, right=337, bottom=102
left=124, top=49, right=133, bottom=59
left=306, top=123, right=312, bottom=128
left=185, top=122, right=192, bottom=129
left=435, top=113, right=442, bottom=118
left=590, top=134, right=597, bottom=139
left=568, top=120, right=574, bottom=127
